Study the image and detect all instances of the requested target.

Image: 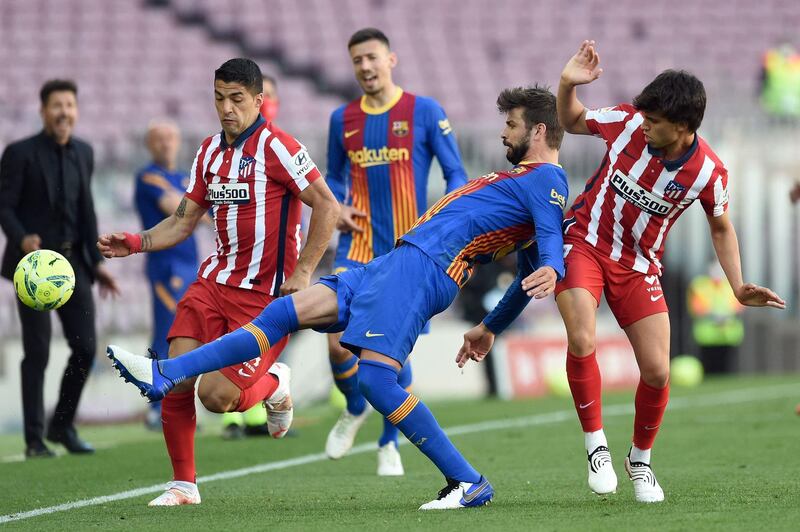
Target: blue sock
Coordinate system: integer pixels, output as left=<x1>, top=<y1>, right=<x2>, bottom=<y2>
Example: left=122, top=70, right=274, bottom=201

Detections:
left=331, top=355, right=367, bottom=415
left=378, top=362, right=412, bottom=447
left=358, top=359, right=480, bottom=483
left=160, top=296, right=299, bottom=382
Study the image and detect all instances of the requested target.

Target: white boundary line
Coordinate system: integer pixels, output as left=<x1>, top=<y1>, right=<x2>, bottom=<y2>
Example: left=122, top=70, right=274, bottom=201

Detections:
left=1, top=383, right=796, bottom=525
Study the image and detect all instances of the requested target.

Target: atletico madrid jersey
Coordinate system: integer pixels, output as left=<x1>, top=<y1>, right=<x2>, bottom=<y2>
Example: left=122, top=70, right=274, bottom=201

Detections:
left=185, top=115, right=321, bottom=295
left=326, top=89, right=468, bottom=266
left=563, top=104, right=729, bottom=275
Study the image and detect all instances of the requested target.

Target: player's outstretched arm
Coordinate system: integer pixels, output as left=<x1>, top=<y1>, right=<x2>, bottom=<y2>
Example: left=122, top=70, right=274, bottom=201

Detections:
left=456, top=323, right=495, bottom=368
left=558, top=40, right=603, bottom=135
left=706, top=212, right=786, bottom=309
left=279, top=179, right=340, bottom=295
left=97, top=195, right=205, bottom=258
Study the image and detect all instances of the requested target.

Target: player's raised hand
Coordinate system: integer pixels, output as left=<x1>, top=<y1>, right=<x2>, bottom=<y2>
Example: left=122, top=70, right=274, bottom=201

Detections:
left=735, top=283, right=786, bottom=309
left=97, top=232, right=137, bottom=258
left=521, top=266, right=558, bottom=299
left=456, top=323, right=495, bottom=368
left=336, top=205, right=366, bottom=233
left=561, top=40, right=603, bottom=86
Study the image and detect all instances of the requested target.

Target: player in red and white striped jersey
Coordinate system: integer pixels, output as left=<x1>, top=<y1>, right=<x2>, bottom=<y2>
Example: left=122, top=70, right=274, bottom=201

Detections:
left=555, top=41, right=785, bottom=503
left=98, top=59, right=339, bottom=506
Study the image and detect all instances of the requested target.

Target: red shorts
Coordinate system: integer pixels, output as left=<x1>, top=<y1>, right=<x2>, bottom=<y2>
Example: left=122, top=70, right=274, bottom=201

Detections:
left=168, top=276, right=289, bottom=390
left=554, top=239, right=668, bottom=328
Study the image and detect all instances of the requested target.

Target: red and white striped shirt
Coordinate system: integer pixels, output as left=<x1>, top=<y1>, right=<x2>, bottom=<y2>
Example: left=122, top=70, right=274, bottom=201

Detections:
left=185, top=117, right=321, bottom=295
left=563, top=104, right=729, bottom=275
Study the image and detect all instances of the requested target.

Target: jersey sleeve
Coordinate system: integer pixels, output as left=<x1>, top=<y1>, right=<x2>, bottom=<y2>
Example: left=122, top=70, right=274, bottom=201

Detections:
left=698, top=165, right=729, bottom=217
left=424, top=99, right=468, bottom=193
left=136, top=171, right=171, bottom=205
left=584, top=103, right=637, bottom=143
left=325, top=108, right=349, bottom=203
left=526, top=168, right=568, bottom=280
left=185, top=138, right=212, bottom=209
left=265, top=128, right=322, bottom=196
left=482, top=246, right=536, bottom=335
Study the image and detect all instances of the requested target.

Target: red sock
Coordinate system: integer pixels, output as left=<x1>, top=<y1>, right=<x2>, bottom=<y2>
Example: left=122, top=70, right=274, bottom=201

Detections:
left=566, top=350, right=603, bottom=432
left=161, top=390, right=196, bottom=482
left=632, top=378, right=670, bottom=449
left=236, top=373, right=279, bottom=412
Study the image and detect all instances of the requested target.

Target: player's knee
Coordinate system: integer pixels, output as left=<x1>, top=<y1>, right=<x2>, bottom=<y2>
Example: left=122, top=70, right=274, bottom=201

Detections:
left=567, top=330, right=596, bottom=356
left=357, top=362, right=398, bottom=414
left=198, top=386, right=238, bottom=413
left=640, top=365, right=670, bottom=389
left=328, top=343, right=352, bottom=364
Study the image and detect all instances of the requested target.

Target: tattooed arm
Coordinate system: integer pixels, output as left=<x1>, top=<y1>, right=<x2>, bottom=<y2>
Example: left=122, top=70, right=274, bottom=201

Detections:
left=97, top=196, right=207, bottom=258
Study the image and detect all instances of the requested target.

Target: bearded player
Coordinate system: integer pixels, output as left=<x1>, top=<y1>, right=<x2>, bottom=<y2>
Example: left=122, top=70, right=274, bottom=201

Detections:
left=555, top=41, right=785, bottom=502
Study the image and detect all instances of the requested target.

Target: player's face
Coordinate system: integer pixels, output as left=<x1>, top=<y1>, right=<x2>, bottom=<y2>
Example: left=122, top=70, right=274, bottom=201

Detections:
left=349, top=40, right=397, bottom=96
left=501, top=108, right=531, bottom=165
left=147, top=125, right=180, bottom=168
left=640, top=111, right=683, bottom=149
left=41, top=90, right=78, bottom=143
left=214, top=80, right=263, bottom=140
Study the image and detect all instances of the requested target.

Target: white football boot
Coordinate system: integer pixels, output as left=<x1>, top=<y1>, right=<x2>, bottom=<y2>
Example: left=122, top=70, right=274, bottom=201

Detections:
left=263, top=363, right=293, bottom=439
left=148, top=481, right=201, bottom=506
left=587, top=445, right=618, bottom=495
left=325, top=404, right=372, bottom=459
left=418, top=476, right=494, bottom=510
left=625, top=453, right=665, bottom=503
left=377, top=441, right=405, bottom=476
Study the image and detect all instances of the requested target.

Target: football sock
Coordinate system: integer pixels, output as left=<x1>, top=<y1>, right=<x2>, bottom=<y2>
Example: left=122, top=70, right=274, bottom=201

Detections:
left=161, top=297, right=298, bottom=382
left=584, top=429, right=608, bottom=453
left=566, top=350, right=603, bottom=432
left=632, top=378, right=669, bottom=450
left=161, top=390, right=197, bottom=482
left=358, top=359, right=480, bottom=483
left=236, top=373, right=279, bottom=412
left=378, top=362, right=412, bottom=447
left=629, top=445, right=651, bottom=464
left=330, top=354, right=367, bottom=416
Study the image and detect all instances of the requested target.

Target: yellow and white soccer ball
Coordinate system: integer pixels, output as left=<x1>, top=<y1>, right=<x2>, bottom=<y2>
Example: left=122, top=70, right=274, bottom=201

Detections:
left=13, top=250, right=75, bottom=311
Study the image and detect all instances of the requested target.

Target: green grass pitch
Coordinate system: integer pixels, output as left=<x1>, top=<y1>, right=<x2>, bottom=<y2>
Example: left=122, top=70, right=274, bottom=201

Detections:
left=1, top=374, right=798, bottom=530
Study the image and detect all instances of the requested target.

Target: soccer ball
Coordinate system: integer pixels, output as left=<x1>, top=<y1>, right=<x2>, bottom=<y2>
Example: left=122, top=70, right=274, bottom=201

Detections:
left=670, top=355, right=704, bottom=388
left=13, top=250, right=75, bottom=311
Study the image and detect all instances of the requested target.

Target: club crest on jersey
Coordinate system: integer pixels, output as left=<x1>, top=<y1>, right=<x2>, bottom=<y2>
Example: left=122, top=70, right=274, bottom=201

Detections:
left=392, top=120, right=409, bottom=137
left=610, top=170, right=671, bottom=217
left=663, top=180, right=686, bottom=200
left=238, top=156, right=256, bottom=179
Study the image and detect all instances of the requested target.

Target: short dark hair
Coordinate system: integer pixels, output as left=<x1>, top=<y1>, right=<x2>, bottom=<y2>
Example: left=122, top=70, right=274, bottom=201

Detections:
left=348, top=27, right=390, bottom=49
left=497, top=85, right=564, bottom=150
left=214, top=58, right=263, bottom=95
left=40, top=79, right=77, bottom=106
left=633, top=70, right=706, bottom=131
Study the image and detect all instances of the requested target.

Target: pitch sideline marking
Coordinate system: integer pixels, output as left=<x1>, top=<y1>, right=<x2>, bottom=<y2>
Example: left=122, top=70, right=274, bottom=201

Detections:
left=0, top=382, right=796, bottom=524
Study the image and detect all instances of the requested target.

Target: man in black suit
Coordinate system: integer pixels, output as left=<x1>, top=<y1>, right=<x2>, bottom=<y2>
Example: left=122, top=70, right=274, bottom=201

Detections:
left=0, top=79, right=119, bottom=458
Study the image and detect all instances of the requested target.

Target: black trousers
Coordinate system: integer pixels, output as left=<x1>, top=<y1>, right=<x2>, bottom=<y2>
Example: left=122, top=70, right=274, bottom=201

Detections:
left=17, top=259, right=96, bottom=446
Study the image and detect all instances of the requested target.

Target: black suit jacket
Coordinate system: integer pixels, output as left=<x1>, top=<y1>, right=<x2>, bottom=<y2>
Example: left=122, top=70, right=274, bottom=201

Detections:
left=0, top=131, right=103, bottom=281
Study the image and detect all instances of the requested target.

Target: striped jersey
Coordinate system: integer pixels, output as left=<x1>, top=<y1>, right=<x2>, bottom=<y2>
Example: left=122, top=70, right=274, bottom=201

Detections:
left=563, top=104, right=729, bottom=275
left=326, top=88, right=467, bottom=265
left=401, top=162, right=568, bottom=287
left=185, top=115, right=321, bottom=295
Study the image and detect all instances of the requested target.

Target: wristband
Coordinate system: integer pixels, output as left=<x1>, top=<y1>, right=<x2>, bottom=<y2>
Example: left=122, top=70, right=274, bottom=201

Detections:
left=123, top=232, right=143, bottom=254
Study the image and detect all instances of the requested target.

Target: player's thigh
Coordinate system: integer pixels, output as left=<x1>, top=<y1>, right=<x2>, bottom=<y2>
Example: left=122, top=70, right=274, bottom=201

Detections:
left=290, top=283, right=340, bottom=327
left=556, top=288, right=599, bottom=356
left=197, top=370, right=241, bottom=413
left=327, top=331, right=353, bottom=363
left=623, top=312, right=671, bottom=388
left=168, top=336, right=203, bottom=393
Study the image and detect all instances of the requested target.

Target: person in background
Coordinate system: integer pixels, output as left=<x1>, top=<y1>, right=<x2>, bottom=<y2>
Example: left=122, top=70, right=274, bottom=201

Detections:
left=759, top=42, right=800, bottom=119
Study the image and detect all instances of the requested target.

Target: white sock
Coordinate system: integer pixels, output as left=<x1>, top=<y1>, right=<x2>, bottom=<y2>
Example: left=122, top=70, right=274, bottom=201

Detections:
left=629, top=445, right=651, bottom=464
left=584, top=429, right=608, bottom=452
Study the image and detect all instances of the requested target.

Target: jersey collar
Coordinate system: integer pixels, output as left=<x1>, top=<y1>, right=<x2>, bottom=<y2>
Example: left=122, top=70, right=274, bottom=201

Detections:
left=219, top=115, right=265, bottom=149
left=360, top=87, right=404, bottom=115
left=647, top=134, right=698, bottom=172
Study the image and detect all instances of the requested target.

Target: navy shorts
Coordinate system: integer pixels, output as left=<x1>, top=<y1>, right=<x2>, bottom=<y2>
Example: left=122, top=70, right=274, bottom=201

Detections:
left=315, top=244, right=457, bottom=364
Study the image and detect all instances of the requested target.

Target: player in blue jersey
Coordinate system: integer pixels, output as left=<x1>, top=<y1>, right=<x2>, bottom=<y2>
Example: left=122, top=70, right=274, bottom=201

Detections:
left=324, top=28, right=468, bottom=475
left=108, top=85, right=567, bottom=510
left=134, top=120, right=199, bottom=430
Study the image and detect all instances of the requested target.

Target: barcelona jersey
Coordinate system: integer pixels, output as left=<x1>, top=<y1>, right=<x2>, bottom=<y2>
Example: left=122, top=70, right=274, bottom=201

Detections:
left=326, top=89, right=467, bottom=267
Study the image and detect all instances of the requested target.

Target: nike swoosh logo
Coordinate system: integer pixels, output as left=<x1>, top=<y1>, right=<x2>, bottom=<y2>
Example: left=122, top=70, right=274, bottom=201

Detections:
left=650, top=294, right=664, bottom=302
left=644, top=425, right=659, bottom=430
left=344, top=129, right=359, bottom=138
left=365, top=331, right=384, bottom=338
left=579, top=401, right=595, bottom=409
left=462, top=480, right=489, bottom=503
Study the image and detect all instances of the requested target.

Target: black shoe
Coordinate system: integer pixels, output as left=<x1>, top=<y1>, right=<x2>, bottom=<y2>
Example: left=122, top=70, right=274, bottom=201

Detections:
left=46, top=425, right=95, bottom=454
left=25, top=441, right=56, bottom=459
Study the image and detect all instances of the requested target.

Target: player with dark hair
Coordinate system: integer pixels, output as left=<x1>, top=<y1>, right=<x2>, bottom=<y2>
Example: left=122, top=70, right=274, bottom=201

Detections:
left=108, top=85, right=567, bottom=510
left=98, top=58, right=340, bottom=506
left=555, top=41, right=785, bottom=502
left=323, top=27, right=468, bottom=474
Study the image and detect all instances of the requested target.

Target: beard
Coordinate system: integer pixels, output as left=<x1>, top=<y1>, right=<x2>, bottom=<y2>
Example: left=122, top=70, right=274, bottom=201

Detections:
left=504, top=133, right=531, bottom=165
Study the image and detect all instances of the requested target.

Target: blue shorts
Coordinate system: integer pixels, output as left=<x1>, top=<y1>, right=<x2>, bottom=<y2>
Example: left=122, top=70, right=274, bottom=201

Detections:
left=315, top=244, right=457, bottom=364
